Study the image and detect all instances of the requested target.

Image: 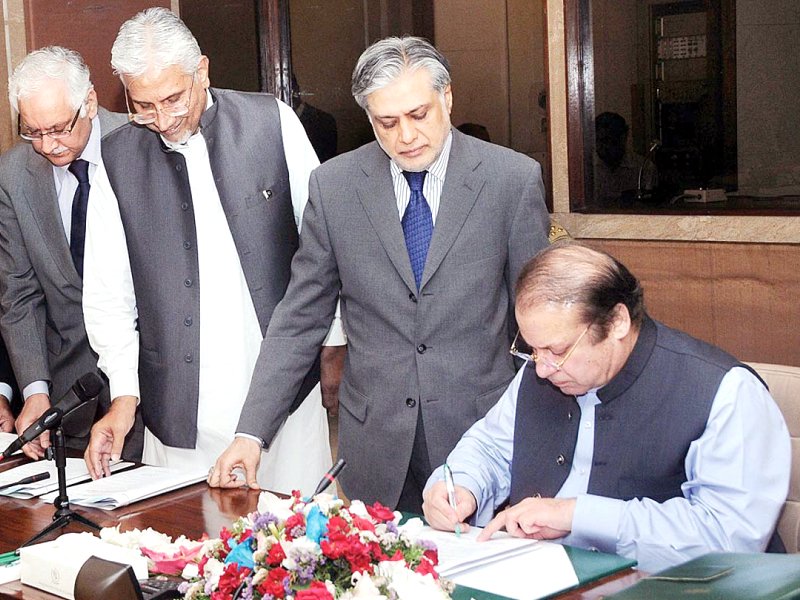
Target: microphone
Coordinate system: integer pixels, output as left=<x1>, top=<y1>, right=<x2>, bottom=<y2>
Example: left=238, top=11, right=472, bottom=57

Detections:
left=0, top=373, right=104, bottom=460
left=313, top=457, right=346, bottom=496
left=0, top=472, right=50, bottom=492
left=636, top=140, right=660, bottom=201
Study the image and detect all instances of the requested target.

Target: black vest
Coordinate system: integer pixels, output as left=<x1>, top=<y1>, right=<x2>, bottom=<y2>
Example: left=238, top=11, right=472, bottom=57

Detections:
left=509, top=317, right=744, bottom=504
left=102, top=89, right=297, bottom=447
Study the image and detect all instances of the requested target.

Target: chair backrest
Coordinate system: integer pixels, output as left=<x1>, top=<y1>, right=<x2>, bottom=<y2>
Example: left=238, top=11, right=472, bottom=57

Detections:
left=747, top=362, right=800, bottom=553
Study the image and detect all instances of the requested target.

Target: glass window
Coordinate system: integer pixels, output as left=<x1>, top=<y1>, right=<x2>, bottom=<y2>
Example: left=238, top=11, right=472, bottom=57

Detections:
left=568, top=0, right=800, bottom=215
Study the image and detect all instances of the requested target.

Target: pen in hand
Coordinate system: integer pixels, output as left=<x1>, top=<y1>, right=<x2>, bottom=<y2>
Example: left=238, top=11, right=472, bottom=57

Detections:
left=443, top=463, right=461, bottom=537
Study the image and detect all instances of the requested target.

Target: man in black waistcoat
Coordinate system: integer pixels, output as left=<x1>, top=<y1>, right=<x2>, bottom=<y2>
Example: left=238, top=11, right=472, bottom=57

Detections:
left=82, top=7, right=340, bottom=494
left=423, top=243, right=790, bottom=572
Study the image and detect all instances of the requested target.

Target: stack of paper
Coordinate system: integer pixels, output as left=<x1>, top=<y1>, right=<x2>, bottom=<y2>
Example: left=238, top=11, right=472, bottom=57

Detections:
left=40, top=465, right=208, bottom=510
left=0, top=459, right=132, bottom=498
left=420, top=526, right=579, bottom=600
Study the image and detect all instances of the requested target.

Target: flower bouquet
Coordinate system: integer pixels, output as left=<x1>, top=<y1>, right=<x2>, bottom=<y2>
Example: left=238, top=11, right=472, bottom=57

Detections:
left=171, top=491, right=452, bottom=600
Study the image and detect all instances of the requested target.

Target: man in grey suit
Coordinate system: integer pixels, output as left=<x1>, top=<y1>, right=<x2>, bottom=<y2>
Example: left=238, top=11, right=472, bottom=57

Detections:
left=0, top=46, right=128, bottom=458
left=211, top=36, right=551, bottom=512
left=0, top=332, right=20, bottom=431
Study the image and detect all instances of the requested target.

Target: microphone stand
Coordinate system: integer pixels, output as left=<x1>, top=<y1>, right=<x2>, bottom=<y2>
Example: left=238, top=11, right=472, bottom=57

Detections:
left=20, top=427, right=101, bottom=548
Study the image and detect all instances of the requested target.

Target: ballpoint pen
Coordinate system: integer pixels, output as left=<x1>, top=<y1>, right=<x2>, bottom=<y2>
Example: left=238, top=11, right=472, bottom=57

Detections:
left=0, top=550, right=19, bottom=567
left=443, top=463, right=461, bottom=537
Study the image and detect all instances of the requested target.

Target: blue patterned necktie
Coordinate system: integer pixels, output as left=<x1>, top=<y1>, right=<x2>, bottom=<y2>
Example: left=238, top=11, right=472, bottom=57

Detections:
left=68, top=159, right=90, bottom=278
left=402, top=170, right=433, bottom=290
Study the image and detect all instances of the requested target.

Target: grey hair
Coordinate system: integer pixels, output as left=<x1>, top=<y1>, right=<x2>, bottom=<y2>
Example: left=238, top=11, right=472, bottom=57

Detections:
left=111, top=7, right=201, bottom=78
left=352, top=36, right=451, bottom=111
left=8, top=46, right=92, bottom=116
left=516, top=242, right=646, bottom=340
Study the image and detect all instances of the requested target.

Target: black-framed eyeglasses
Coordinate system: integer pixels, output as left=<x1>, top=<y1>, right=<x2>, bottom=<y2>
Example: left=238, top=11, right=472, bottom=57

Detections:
left=510, top=323, right=592, bottom=371
left=124, top=73, right=196, bottom=125
left=18, top=106, right=81, bottom=142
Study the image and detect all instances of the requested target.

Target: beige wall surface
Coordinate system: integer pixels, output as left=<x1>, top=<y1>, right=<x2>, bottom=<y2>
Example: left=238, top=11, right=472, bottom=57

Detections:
left=736, top=0, right=800, bottom=196
left=435, top=0, right=511, bottom=146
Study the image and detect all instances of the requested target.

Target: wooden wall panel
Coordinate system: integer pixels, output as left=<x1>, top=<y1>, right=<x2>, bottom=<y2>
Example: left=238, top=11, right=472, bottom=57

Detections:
left=586, top=240, right=800, bottom=366
left=23, top=0, right=171, bottom=114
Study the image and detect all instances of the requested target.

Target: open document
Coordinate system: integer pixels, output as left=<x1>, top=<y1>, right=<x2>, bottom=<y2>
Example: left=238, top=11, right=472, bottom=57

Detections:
left=421, top=526, right=579, bottom=600
left=0, top=458, right=132, bottom=499
left=0, top=432, right=22, bottom=456
left=40, top=465, right=208, bottom=510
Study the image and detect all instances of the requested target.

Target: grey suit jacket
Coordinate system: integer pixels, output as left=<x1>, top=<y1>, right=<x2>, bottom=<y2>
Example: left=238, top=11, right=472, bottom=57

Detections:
left=240, top=129, right=550, bottom=507
left=0, top=108, right=127, bottom=445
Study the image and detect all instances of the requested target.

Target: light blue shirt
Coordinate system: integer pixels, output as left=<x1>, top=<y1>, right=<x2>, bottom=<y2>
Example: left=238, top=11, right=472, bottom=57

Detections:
left=426, top=365, right=791, bottom=573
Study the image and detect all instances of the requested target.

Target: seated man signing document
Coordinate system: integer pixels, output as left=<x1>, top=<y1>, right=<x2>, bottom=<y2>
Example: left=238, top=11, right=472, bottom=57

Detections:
left=423, top=243, right=790, bottom=573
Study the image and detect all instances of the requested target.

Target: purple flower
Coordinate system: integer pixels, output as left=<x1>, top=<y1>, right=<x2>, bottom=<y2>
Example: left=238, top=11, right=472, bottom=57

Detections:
left=418, top=538, right=437, bottom=552
left=385, top=521, right=399, bottom=535
left=253, top=512, right=279, bottom=530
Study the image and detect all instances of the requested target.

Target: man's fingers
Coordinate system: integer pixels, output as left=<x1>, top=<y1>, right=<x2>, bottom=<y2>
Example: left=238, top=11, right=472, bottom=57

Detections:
left=477, top=515, right=505, bottom=541
left=22, top=440, right=45, bottom=460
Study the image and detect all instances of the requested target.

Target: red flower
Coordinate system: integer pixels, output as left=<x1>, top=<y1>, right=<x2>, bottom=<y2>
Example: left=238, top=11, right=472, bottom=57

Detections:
left=416, top=555, right=439, bottom=579
left=284, top=512, right=306, bottom=540
left=295, top=581, right=334, bottom=600
left=325, top=516, right=350, bottom=541
left=257, top=566, right=289, bottom=598
left=350, top=516, right=375, bottom=533
left=423, top=549, right=439, bottom=567
left=365, top=502, right=395, bottom=522
left=214, top=563, right=251, bottom=598
left=267, top=542, right=286, bottom=566
left=320, top=539, right=345, bottom=559
left=343, top=539, right=374, bottom=574
left=220, top=527, right=233, bottom=544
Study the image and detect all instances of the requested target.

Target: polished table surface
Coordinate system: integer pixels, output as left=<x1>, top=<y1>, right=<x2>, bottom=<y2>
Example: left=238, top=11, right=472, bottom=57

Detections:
left=0, top=457, right=645, bottom=599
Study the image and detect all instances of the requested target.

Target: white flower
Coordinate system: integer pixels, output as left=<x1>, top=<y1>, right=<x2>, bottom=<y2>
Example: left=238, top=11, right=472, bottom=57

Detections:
left=340, top=571, right=389, bottom=600
left=377, top=561, right=449, bottom=600
left=202, top=557, right=226, bottom=589
left=397, top=517, right=426, bottom=543
left=348, top=500, right=369, bottom=518
left=282, top=536, right=321, bottom=571
left=257, top=491, right=295, bottom=520
left=303, top=492, right=343, bottom=516
left=181, top=562, right=199, bottom=579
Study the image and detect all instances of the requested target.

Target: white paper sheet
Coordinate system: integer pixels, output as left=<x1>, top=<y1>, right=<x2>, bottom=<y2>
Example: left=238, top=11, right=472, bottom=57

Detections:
left=0, top=459, right=133, bottom=498
left=40, top=465, right=208, bottom=510
left=0, top=432, right=21, bottom=456
left=420, top=526, right=579, bottom=600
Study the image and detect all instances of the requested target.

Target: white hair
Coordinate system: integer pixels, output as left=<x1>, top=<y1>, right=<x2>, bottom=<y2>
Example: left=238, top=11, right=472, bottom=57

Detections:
left=111, top=7, right=201, bottom=78
left=8, top=46, right=92, bottom=116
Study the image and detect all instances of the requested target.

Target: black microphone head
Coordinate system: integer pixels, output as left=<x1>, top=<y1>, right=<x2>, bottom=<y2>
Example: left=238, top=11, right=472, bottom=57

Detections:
left=74, top=372, right=104, bottom=401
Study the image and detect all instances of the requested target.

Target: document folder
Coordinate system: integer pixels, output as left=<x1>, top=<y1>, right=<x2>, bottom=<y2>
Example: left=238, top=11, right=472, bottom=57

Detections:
left=607, top=552, right=800, bottom=599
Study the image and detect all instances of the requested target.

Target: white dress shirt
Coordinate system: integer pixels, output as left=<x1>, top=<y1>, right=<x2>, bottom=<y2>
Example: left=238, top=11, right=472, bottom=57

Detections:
left=390, top=132, right=452, bottom=223
left=83, top=95, right=338, bottom=494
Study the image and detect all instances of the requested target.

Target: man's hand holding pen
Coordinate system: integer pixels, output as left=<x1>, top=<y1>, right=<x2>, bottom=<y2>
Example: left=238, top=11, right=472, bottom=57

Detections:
left=422, top=479, right=477, bottom=534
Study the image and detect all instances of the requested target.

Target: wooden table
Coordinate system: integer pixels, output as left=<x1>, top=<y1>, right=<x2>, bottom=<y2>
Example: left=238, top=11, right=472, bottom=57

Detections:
left=0, top=462, right=644, bottom=599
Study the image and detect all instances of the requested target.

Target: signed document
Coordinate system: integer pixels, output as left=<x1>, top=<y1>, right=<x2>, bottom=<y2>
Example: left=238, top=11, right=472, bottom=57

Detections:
left=40, top=465, right=207, bottom=510
left=421, top=526, right=579, bottom=600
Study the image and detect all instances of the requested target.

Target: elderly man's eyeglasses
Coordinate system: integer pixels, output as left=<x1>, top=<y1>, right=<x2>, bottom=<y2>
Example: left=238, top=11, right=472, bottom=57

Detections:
left=125, top=74, right=196, bottom=125
left=510, top=323, right=592, bottom=371
left=18, top=106, right=81, bottom=142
